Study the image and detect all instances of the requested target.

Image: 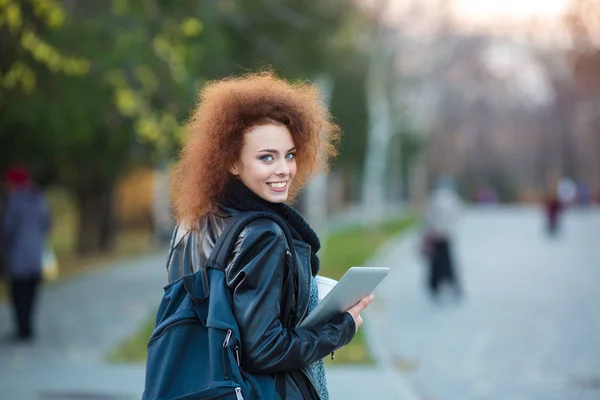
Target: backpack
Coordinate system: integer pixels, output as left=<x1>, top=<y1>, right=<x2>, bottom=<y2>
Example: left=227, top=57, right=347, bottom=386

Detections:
left=142, top=212, right=296, bottom=400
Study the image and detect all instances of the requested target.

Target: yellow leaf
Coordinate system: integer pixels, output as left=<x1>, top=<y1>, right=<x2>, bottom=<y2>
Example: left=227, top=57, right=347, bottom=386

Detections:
left=135, top=66, right=159, bottom=92
left=46, top=52, right=61, bottom=72
left=181, top=17, right=203, bottom=37
left=135, top=117, right=160, bottom=143
left=111, top=0, right=127, bottom=15
left=20, top=29, right=34, bottom=49
left=21, top=67, right=36, bottom=93
left=106, top=69, right=126, bottom=86
left=0, top=0, right=12, bottom=9
left=46, top=7, right=65, bottom=28
left=70, top=60, right=91, bottom=75
left=2, top=63, right=21, bottom=88
left=152, top=35, right=169, bottom=58
left=5, top=3, right=21, bottom=33
left=33, top=42, right=52, bottom=63
left=115, top=88, right=138, bottom=116
left=30, top=0, right=65, bottom=28
left=160, top=114, right=177, bottom=131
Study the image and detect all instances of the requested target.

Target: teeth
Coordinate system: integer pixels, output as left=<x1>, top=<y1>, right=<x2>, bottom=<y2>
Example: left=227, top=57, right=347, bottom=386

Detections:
left=268, top=182, right=286, bottom=189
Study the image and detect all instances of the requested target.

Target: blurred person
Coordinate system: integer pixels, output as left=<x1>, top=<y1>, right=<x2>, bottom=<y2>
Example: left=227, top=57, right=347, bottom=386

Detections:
left=1, top=164, right=51, bottom=342
left=0, top=179, right=7, bottom=276
left=577, top=181, right=592, bottom=207
left=475, top=184, right=498, bottom=204
left=557, top=177, right=577, bottom=205
left=165, top=72, right=372, bottom=399
left=544, top=190, right=563, bottom=236
left=423, top=178, right=463, bottom=302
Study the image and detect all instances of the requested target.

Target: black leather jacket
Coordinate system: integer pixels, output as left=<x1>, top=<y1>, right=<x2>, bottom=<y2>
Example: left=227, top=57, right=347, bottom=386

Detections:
left=166, top=207, right=356, bottom=399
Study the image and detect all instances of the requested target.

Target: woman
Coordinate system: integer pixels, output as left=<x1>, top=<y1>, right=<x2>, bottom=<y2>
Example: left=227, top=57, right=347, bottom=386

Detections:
left=167, top=72, right=373, bottom=399
left=2, top=164, right=51, bottom=342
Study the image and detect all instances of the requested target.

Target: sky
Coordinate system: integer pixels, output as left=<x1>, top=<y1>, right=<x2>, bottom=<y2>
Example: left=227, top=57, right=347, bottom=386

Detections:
left=375, top=0, right=571, bottom=21
left=364, top=0, right=574, bottom=45
left=452, top=0, right=569, bottom=22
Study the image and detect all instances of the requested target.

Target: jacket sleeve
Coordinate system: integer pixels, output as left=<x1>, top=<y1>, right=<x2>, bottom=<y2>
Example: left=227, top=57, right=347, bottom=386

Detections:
left=226, top=219, right=356, bottom=374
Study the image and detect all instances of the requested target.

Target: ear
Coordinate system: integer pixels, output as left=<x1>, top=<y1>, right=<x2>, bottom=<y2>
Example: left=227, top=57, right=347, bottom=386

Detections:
left=230, top=163, right=240, bottom=176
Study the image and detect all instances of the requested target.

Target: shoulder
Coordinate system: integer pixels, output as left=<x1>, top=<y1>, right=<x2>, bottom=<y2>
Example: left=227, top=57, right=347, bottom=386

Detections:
left=242, top=217, right=286, bottom=236
left=236, top=217, right=288, bottom=250
left=226, top=217, right=290, bottom=286
left=235, top=217, right=289, bottom=254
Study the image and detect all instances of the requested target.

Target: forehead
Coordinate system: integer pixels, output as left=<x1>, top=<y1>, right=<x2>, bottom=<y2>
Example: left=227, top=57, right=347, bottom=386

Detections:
left=243, top=124, right=295, bottom=150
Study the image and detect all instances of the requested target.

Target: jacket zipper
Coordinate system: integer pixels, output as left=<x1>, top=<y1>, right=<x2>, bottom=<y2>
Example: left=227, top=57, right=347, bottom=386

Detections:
left=223, top=329, right=233, bottom=380
left=226, top=334, right=259, bottom=397
left=235, top=387, right=244, bottom=400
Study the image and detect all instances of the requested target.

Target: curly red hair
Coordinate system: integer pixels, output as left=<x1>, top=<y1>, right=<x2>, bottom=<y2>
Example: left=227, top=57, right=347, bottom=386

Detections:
left=172, top=71, right=341, bottom=225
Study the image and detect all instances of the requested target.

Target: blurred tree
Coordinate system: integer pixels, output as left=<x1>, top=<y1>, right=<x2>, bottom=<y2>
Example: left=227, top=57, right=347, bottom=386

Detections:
left=1, top=0, right=376, bottom=254
left=565, top=0, right=600, bottom=193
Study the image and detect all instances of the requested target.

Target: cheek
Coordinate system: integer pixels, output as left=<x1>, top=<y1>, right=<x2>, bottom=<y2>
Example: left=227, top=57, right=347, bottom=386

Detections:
left=290, top=160, right=297, bottom=177
left=244, top=161, right=272, bottom=181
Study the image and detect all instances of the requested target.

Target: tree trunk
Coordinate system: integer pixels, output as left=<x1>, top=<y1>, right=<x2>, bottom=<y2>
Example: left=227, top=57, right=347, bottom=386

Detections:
left=362, top=33, right=392, bottom=225
left=75, top=184, right=116, bottom=255
left=304, top=74, right=334, bottom=235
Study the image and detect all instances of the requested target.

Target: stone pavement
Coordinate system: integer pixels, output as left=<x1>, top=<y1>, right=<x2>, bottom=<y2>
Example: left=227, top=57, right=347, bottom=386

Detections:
left=5, top=206, right=596, bottom=400
left=366, top=206, right=600, bottom=400
left=0, top=207, right=415, bottom=400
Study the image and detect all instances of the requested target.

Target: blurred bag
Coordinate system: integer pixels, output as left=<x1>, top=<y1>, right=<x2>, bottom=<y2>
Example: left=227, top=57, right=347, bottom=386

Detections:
left=42, top=245, right=59, bottom=282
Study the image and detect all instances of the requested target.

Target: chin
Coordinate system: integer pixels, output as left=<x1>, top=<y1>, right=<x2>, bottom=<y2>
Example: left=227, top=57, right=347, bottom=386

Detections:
left=265, top=192, right=289, bottom=203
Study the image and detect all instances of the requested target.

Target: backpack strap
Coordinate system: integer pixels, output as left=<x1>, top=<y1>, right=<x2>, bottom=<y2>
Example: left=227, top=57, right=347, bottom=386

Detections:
left=206, top=212, right=296, bottom=400
left=207, top=211, right=296, bottom=271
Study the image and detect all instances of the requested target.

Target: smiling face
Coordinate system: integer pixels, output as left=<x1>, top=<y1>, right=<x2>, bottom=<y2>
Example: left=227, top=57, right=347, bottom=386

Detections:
left=230, top=123, right=297, bottom=203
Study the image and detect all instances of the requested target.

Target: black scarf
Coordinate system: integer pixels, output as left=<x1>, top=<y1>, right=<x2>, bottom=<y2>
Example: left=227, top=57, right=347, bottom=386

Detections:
left=219, top=179, right=320, bottom=276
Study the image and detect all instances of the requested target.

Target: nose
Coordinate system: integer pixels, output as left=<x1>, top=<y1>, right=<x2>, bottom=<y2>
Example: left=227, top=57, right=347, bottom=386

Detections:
left=275, top=158, right=290, bottom=177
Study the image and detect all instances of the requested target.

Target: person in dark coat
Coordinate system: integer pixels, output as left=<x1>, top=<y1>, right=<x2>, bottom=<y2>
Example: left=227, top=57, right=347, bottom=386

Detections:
left=166, top=72, right=374, bottom=399
left=2, top=165, right=51, bottom=341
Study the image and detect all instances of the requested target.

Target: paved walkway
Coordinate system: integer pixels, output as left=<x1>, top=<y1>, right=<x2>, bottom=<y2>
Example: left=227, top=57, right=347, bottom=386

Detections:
left=367, top=206, right=600, bottom=400
left=0, top=205, right=414, bottom=400
left=0, top=252, right=166, bottom=399
left=3, top=206, right=598, bottom=399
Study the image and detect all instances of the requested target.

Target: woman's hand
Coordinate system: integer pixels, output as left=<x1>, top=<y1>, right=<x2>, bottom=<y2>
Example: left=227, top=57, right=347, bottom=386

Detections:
left=345, top=294, right=375, bottom=332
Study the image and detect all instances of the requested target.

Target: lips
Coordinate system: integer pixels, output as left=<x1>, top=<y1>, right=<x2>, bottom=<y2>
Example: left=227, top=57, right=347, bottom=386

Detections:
left=267, top=181, right=288, bottom=192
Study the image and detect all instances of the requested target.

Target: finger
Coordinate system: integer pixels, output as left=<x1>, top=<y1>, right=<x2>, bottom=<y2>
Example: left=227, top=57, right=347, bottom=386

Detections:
left=355, top=294, right=375, bottom=311
left=355, top=315, right=363, bottom=330
left=347, top=294, right=375, bottom=316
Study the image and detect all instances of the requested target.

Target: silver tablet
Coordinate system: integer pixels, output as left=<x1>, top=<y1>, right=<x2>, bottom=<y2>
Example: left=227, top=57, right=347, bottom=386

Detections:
left=298, top=266, right=390, bottom=329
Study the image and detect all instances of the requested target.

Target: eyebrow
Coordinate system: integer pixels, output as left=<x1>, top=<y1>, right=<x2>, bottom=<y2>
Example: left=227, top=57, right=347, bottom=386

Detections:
left=258, top=147, right=296, bottom=154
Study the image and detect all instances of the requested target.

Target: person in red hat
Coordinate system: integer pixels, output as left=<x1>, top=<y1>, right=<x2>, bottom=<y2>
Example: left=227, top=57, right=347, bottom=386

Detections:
left=1, top=164, right=51, bottom=342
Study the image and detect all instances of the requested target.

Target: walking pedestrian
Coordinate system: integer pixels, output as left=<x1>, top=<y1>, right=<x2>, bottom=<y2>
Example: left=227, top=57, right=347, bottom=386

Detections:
left=1, top=164, right=51, bottom=342
left=423, top=178, right=462, bottom=302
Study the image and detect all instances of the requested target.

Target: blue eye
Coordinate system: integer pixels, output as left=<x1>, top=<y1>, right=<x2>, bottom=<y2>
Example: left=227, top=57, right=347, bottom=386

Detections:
left=286, top=153, right=296, bottom=160
left=260, top=155, right=274, bottom=162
